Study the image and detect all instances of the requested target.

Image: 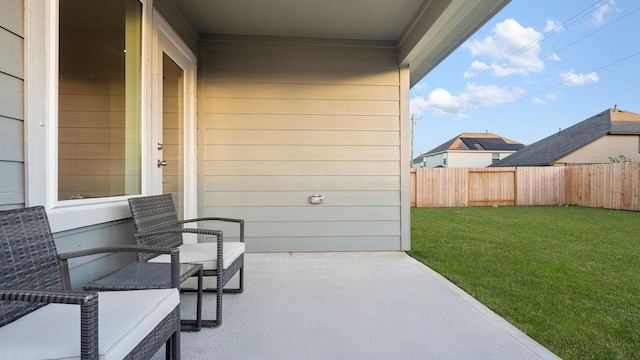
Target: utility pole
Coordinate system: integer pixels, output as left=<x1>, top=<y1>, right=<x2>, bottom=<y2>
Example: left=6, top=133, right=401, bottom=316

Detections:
left=410, top=113, right=422, bottom=166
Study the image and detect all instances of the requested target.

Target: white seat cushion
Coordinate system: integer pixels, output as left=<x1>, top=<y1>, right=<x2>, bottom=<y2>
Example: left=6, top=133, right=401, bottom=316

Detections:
left=150, top=242, right=244, bottom=270
left=0, top=289, right=179, bottom=360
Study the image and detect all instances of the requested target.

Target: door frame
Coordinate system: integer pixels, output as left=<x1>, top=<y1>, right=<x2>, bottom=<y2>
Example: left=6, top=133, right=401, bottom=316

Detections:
left=150, top=10, right=197, bottom=219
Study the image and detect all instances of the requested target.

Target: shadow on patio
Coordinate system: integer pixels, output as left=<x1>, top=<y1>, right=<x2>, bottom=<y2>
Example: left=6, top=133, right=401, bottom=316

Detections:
left=173, top=252, right=559, bottom=360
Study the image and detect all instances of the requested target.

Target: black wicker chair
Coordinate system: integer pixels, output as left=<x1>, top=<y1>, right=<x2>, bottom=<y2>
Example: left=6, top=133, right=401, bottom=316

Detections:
left=0, top=206, right=181, bottom=359
left=128, top=194, right=244, bottom=327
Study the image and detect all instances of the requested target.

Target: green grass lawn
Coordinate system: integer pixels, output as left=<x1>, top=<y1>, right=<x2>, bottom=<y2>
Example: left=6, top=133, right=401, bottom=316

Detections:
left=408, top=206, right=640, bottom=360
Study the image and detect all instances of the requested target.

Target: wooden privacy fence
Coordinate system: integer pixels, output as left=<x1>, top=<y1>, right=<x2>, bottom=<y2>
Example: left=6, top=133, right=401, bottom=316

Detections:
left=410, top=162, right=640, bottom=211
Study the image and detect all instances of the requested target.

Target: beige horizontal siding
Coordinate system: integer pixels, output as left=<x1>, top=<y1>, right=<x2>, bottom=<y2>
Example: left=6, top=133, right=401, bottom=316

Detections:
left=59, top=94, right=125, bottom=112
left=205, top=190, right=401, bottom=207
left=0, top=116, right=23, bottom=162
left=201, top=45, right=398, bottom=85
left=248, top=236, right=401, bottom=253
left=199, top=35, right=402, bottom=251
left=0, top=161, right=24, bottom=206
left=0, top=28, right=23, bottom=78
left=204, top=114, right=399, bottom=131
left=0, top=0, right=23, bottom=37
left=204, top=128, right=399, bottom=146
left=205, top=98, right=399, bottom=116
left=249, top=221, right=398, bottom=237
left=204, top=160, right=399, bottom=176
left=0, top=72, right=23, bottom=120
left=205, top=145, right=399, bottom=161
left=0, top=1, right=24, bottom=209
left=205, top=82, right=400, bottom=101
left=205, top=175, right=400, bottom=192
left=59, top=160, right=128, bottom=175
left=58, top=128, right=126, bottom=144
left=201, top=206, right=400, bottom=222
left=560, top=135, right=640, bottom=163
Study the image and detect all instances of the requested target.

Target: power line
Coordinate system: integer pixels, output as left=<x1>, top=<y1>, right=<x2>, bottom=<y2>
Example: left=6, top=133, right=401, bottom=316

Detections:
left=500, top=0, right=608, bottom=64
left=541, top=5, right=640, bottom=61
left=519, top=49, right=640, bottom=102
left=470, top=0, right=630, bottom=81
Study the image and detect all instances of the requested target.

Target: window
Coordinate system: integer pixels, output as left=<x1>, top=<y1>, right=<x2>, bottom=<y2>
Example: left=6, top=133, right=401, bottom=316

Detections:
left=492, top=153, right=500, bottom=164
left=58, top=0, right=142, bottom=201
left=26, top=0, right=149, bottom=231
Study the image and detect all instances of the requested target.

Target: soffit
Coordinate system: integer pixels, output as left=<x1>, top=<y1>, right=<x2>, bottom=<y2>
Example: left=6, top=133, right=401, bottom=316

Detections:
left=176, top=0, right=425, bottom=40
left=174, top=0, right=511, bottom=86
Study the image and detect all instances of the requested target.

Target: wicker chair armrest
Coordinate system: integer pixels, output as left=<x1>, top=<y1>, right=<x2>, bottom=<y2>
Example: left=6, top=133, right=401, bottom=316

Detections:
left=179, top=217, right=244, bottom=242
left=179, top=217, right=243, bottom=224
left=0, top=289, right=99, bottom=358
left=0, top=289, right=97, bottom=305
left=58, top=245, right=178, bottom=260
left=137, top=228, right=223, bottom=238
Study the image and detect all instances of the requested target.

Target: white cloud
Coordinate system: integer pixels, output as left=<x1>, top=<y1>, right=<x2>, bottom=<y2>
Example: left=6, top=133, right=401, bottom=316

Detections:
left=549, top=53, right=561, bottom=62
left=592, top=0, right=615, bottom=26
left=544, top=19, right=564, bottom=33
left=413, top=81, right=428, bottom=91
left=470, top=60, right=491, bottom=71
left=560, top=70, right=599, bottom=86
left=532, top=97, right=545, bottom=104
left=465, top=19, right=544, bottom=77
left=410, top=83, right=524, bottom=119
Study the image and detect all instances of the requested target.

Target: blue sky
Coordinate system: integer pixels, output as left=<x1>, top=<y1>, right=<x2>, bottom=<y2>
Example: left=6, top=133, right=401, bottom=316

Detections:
left=409, top=0, right=640, bottom=157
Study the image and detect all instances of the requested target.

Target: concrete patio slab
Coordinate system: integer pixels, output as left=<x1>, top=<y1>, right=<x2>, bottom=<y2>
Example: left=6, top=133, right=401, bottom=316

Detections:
left=175, top=252, right=560, bottom=360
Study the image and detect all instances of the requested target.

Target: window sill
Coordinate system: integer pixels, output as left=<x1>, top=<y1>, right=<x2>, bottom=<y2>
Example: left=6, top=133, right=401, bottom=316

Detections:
left=47, top=198, right=133, bottom=233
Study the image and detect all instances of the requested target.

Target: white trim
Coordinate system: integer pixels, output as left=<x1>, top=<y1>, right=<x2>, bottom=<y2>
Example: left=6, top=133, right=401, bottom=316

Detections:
left=151, top=10, right=198, bottom=220
left=25, top=0, right=154, bottom=232
left=399, top=66, right=411, bottom=251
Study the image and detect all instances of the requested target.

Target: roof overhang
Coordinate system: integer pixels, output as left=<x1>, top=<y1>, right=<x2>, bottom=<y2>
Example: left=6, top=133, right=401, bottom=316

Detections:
left=175, top=0, right=510, bottom=87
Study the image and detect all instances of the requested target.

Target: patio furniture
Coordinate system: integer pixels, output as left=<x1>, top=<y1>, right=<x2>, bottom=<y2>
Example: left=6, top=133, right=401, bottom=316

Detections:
left=84, top=262, right=204, bottom=332
left=128, top=194, right=245, bottom=327
left=0, top=206, right=181, bottom=360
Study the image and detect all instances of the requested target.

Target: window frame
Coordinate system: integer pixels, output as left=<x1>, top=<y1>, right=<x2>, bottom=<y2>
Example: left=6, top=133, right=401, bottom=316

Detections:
left=26, top=0, right=153, bottom=232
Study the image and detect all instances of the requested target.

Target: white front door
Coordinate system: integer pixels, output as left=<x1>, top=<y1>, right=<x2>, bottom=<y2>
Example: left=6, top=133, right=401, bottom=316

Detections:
left=152, top=12, right=197, bottom=220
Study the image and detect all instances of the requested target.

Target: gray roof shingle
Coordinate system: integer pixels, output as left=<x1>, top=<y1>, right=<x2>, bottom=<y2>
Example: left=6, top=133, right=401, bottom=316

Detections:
left=491, top=108, right=640, bottom=167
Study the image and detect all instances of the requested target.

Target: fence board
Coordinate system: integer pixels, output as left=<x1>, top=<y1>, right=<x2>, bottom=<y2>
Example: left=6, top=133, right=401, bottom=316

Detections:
left=468, top=169, right=515, bottom=206
left=412, top=162, right=640, bottom=211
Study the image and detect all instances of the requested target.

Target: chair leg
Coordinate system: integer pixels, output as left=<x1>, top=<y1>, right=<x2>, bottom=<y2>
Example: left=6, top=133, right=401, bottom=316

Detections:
left=166, top=331, right=180, bottom=360
left=215, top=265, right=223, bottom=327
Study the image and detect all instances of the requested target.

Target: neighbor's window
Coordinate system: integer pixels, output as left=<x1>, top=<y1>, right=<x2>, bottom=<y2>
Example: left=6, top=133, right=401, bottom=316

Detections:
left=492, top=153, right=500, bottom=164
left=58, top=0, right=142, bottom=200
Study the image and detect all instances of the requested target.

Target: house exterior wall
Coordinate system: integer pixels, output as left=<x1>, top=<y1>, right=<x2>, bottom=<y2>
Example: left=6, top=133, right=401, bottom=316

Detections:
left=419, top=151, right=515, bottom=168
left=0, top=0, right=24, bottom=210
left=449, top=151, right=515, bottom=168
left=198, top=34, right=407, bottom=252
left=557, top=135, right=640, bottom=164
left=421, top=152, right=446, bottom=168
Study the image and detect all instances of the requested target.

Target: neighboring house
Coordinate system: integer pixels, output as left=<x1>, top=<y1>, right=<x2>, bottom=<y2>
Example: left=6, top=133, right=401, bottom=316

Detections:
left=413, top=132, right=524, bottom=168
left=492, top=108, right=640, bottom=167
left=1, top=0, right=510, bottom=287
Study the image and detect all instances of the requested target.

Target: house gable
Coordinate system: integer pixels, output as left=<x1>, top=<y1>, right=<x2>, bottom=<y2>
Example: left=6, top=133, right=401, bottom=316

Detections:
left=414, top=132, right=523, bottom=167
left=493, top=108, right=640, bottom=167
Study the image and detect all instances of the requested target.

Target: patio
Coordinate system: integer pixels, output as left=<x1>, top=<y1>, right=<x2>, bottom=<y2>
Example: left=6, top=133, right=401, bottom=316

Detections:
left=167, top=251, right=560, bottom=359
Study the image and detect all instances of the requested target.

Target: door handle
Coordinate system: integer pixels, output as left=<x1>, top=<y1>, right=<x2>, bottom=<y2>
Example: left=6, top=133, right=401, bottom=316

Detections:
left=157, top=160, right=168, bottom=168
